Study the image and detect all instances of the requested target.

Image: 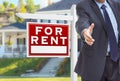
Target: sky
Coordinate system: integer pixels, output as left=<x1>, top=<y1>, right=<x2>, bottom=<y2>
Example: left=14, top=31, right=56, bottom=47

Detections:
left=0, top=0, right=61, bottom=8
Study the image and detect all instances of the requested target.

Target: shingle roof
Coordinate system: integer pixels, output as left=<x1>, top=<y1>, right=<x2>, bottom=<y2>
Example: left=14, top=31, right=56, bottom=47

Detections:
left=39, top=0, right=80, bottom=11
left=0, top=22, right=26, bottom=30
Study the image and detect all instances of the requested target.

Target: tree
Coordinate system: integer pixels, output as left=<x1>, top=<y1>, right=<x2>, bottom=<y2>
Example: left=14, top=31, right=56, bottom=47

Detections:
left=35, top=4, right=40, bottom=11
left=3, top=0, right=9, bottom=8
left=18, top=0, right=26, bottom=13
left=26, top=0, right=35, bottom=13
left=0, top=4, right=5, bottom=13
left=16, top=0, right=26, bottom=23
left=9, top=3, right=16, bottom=9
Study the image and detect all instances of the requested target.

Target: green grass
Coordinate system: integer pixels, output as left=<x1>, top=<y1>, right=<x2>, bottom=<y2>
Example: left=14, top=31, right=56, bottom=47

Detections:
left=0, top=58, right=49, bottom=76
left=0, top=77, right=70, bottom=81
left=0, top=77, right=81, bottom=81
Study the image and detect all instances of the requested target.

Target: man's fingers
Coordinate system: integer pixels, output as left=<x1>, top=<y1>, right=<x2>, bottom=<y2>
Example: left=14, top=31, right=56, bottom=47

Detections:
left=85, top=39, right=94, bottom=46
left=85, top=36, right=95, bottom=42
left=85, top=36, right=95, bottom=46
left=83, top=23, right=95, bottom=45
left=85, top=23, right=95, bottom=45
left=84, top=33, right=95, bottom=42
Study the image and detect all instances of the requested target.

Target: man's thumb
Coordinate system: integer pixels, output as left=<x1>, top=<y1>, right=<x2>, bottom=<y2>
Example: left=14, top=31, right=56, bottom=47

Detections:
left=88, top=23, right=94, bottom=32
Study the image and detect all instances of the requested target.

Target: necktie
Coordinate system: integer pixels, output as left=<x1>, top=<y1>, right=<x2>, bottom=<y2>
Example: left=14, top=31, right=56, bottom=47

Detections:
left=101, top=5, right=119, bottom=62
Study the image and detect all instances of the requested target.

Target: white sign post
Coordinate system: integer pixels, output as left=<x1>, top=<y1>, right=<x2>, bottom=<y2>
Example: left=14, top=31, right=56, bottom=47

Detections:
left=71, top=5, right=78, bottom=81
left=16, top=4, right=78, bottom=81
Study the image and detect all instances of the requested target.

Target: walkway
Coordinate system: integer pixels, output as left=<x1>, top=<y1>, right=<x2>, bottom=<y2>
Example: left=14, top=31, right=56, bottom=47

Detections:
left=21, top=57, right=65, bottom=77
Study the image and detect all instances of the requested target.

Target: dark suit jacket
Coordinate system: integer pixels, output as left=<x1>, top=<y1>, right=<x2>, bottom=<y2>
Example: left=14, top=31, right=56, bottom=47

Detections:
left=75, top=0, right=120, bottom=81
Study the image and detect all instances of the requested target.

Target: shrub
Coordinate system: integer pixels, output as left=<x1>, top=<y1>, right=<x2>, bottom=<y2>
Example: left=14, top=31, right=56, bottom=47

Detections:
left=56, top=58, right=70, bottom=76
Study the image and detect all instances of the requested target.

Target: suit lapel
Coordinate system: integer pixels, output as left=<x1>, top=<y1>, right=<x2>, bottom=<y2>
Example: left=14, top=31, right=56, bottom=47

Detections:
left=90, top=0, right=120, bottom=33
left=90, top=0, right=106, bottom=30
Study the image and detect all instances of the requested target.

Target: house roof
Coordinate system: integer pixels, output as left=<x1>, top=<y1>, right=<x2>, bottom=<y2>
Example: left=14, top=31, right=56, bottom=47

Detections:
left=38, top=0, right=80, bottom=11
left=0, top=22, right=26, bottom=30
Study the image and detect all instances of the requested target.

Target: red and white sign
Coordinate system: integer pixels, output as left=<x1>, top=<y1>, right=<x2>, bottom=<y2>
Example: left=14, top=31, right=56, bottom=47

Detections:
left=27, top=22, right=70, bottom=57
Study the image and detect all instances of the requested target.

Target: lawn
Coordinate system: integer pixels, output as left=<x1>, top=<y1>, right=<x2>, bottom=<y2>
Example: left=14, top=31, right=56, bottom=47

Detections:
left=0, top=77, right=81, bottom=81
left=0, top=58, right=49, bottom=76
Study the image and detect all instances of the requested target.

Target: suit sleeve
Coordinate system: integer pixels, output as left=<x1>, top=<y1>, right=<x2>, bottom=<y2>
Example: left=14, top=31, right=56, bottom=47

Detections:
left=75, top=3, right=91, bottom=39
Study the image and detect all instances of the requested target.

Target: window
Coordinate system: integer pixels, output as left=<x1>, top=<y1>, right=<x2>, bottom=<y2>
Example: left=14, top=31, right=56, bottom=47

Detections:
left=48, top=20, right=51, bottom=23
left=40, top=19, right=43, bottom=23
left=43, top=20, right=49, bottom=23
left=64, top=20, right=67, bottom=24
left=17, top=38, right=26, bottom=45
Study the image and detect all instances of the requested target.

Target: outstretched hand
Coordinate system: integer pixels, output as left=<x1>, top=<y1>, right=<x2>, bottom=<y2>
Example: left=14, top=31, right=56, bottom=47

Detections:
left=83, top=23, right=95, bottom=46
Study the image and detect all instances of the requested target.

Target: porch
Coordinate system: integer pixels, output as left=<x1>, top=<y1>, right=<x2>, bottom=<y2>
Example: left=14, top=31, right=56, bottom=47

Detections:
left=0, top=23, right=27, bottom=58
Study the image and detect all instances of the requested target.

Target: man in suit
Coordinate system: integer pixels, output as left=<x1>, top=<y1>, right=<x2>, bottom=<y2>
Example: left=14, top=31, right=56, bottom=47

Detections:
left=74, top=0, right=120, bottom=81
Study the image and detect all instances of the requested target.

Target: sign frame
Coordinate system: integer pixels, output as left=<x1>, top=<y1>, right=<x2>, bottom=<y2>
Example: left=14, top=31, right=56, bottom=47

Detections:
left=27, top=22, right=70, bottom=57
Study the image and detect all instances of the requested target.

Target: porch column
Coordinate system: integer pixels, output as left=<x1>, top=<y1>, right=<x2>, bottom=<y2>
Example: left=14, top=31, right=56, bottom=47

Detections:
left=2, top=32, right=5, bottom=53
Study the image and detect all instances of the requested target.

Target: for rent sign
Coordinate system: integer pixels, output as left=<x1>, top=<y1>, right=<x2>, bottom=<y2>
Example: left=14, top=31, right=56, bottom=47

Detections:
left=27, top=22, right=70, bottom=57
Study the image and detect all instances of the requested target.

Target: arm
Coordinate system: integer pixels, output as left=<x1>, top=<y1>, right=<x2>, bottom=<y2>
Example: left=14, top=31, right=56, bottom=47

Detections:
left=76, top=3, right=90, bottom=36
left=76, top=3, right=95, bottom=46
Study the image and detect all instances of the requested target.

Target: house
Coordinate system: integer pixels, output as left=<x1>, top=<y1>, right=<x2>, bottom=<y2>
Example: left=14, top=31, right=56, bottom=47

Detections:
left=0, top=22, right=26, bottom=57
